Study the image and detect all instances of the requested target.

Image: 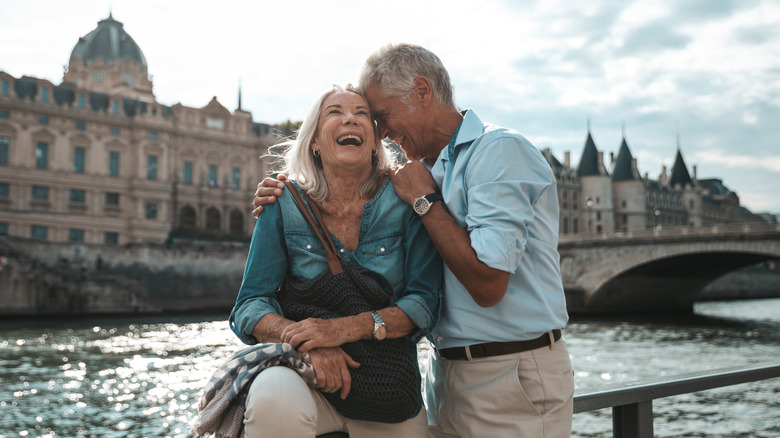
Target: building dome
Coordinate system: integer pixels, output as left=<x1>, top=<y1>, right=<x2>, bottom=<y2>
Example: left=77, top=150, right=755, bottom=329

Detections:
left=63, top=13, right=154, bottom=99
left=69, top=13, right=147, bottom=69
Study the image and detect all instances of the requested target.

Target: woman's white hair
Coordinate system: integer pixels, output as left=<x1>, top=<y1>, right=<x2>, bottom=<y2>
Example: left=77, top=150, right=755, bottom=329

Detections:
left=265, top=84, right=396, bottom=203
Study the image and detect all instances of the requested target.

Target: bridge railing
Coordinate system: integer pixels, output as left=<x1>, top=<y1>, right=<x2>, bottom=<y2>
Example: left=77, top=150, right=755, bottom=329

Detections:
left=560, top=222, right=780, bottom=243
left=573, top=362, right=780, bottom=438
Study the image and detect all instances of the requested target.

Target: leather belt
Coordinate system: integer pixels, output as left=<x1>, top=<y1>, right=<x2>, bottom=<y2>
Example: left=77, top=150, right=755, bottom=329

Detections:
left=437, top=329, right=562, bottom=361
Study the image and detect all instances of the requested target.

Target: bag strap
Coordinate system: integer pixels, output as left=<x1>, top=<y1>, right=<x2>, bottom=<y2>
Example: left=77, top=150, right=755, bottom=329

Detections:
left=283, top=180, right=343, bottom=275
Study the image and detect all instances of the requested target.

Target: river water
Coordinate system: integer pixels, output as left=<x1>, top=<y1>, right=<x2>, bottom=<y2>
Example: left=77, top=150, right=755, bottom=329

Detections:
left=1, top=299, right=778, bottom=438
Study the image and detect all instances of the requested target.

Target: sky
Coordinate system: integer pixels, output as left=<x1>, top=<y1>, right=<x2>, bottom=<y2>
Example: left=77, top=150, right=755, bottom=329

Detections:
left=1, top=0, right=779, bottom=213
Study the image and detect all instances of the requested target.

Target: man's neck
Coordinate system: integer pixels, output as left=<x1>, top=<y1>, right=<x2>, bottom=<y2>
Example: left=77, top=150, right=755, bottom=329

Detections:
left=425, top=107, right=464, bottom=162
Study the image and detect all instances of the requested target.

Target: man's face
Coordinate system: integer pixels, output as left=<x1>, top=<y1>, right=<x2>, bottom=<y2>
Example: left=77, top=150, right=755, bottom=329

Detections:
left=364, top=83, right=427, bottom=161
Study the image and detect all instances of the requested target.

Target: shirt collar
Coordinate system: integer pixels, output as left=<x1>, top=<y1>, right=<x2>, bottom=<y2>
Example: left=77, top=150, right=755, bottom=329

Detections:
left=440, top=109, right=484, bottom=162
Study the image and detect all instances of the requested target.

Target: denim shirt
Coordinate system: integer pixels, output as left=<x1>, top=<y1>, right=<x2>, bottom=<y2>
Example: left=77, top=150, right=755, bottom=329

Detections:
left=230, top=178, right=442, bottom=345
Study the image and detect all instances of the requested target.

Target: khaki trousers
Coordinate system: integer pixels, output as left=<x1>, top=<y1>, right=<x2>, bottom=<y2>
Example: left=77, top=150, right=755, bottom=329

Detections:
left=243, top=366, right=428, bottom=438
left=426, top=337, right=574, bottom=438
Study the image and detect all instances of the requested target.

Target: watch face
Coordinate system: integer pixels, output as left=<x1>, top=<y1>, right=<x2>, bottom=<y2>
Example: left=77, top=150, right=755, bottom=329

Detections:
left=374, top=324, right=387, bottom=340
left=413, top=197, right=429, bottom=216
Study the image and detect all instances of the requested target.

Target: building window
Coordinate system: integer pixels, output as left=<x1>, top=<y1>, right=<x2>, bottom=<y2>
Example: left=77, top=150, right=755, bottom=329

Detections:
left=112, top=101, right=119, bottom=114
left=148, top=131, right=158, bottom=140
left=183, top=161, right=193, bottom=185
left=110, top=126, right=120, bottom=136
left=69, top=228, right=84, bottom=243
left=147, top=155, right=158, bottom=181
left=205, top=117, right=225, bottom=129
left=145, top=202, right=158, bottom=220
left=689, top=199, right=695, bottom=209
left=73, top=147, right=85, bottom=173
left=109, top=151, right=120, bottom=177
left=1, top=80, right=9, bottom=96
left=232, top=168, right=241, bottom=190
left=31, top=225, right=48, bottom=240
left=41, top=88, right=49, bottom=102
left=0, top=182, right=8, bottom=197
left=208, top=165, right=218, bottom=187
left=32, top=185, right=49, bottom=201
left=93, top=70, right=106, bottom=83
left=0, top=109, right=8, bottom=119
left=78, top=95, right=85, bottom=108
left=38, top=116, right=49, bottom=125
left=75, top=121, right=86, bottom=131
left=0, top=136, right=8, bottom=165
left=0, top=222, right=7, bottom=236
left=105, top=192, right=120, bottom=207
left=36, top=142, right=48, bottom=169
left=104, top=232, right=118, bottom=245
left=70, top=189, right=85, bottom=204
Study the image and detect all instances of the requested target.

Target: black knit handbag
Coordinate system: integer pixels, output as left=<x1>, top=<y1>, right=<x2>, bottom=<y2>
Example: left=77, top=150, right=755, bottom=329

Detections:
left=277, top=181, right=421, bottom=423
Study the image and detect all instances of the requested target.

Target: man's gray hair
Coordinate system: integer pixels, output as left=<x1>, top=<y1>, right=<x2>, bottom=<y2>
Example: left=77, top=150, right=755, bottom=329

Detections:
left=358, top=43, right=456, bottom=108
left=266, top=85, right=395, bottom=203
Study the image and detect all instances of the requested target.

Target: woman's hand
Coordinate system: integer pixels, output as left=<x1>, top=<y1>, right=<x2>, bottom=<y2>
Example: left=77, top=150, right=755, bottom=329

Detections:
left=282, top=317, right=364, bottom=352
left=252, top=174, right=287, bottom=218
left=308, top=346, right=360, bottom=399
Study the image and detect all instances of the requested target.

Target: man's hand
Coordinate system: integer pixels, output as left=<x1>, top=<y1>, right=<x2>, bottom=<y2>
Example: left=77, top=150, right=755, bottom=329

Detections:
left=390, top=161, right=439, bottom=205
left=308, top=347, right=361, bottom=399
left=252, top=174, right=287, bottom=218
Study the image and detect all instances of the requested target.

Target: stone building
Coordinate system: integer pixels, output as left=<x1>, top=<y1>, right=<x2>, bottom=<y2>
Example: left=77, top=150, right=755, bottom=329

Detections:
left=0, top=14, right=277, bottom=245
left=546, top=129, right=761, bottom=236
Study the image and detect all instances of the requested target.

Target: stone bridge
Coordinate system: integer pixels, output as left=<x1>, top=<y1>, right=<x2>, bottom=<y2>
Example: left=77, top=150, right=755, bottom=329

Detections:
left=558, top=223, right=780, bottom=314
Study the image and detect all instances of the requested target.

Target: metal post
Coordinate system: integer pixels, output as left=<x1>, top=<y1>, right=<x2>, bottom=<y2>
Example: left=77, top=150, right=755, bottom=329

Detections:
left=613, top=401, right=654, bottom=438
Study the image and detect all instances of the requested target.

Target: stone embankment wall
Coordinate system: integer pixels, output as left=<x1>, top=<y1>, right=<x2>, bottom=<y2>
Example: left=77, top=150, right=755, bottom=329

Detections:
left=0, top=237, right=249, bottom=316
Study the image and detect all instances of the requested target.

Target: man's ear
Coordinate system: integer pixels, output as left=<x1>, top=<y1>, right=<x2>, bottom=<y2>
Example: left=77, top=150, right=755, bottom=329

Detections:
left=413, top=76, right=433, bottom=107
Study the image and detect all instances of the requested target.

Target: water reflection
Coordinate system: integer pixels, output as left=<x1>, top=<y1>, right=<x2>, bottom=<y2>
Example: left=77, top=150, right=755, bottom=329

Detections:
left=1, top=300, right=778, bottom=438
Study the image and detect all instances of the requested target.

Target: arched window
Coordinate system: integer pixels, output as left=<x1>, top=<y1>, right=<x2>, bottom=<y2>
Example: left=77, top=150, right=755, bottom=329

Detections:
left=206, top=207, right=221, bottom=232
left=230, top=209, right=244, bottom=236
left=179, top=205, right=196, bottom=228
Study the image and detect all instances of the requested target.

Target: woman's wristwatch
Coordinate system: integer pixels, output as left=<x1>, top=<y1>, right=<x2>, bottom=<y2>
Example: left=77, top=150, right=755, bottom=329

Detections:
left=369, top=311, right=387, bottom=340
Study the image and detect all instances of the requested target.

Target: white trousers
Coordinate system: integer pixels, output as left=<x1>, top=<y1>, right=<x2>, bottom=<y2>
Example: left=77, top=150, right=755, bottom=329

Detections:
left=426, top=337, right=574, bottom=438
left=243, top=366, right=428, bottom=438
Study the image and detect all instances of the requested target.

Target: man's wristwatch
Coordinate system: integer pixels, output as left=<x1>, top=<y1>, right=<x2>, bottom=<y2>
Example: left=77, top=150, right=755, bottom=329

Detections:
left=369, top=311, right=387, bottom=341
left=413, top=193, right=442, bottom=217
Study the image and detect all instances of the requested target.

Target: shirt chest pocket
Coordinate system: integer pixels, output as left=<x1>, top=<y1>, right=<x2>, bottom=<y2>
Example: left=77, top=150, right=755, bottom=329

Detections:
left=285, top=233, right=329, bottom=279
left=357, top=234, right=404, bottom=291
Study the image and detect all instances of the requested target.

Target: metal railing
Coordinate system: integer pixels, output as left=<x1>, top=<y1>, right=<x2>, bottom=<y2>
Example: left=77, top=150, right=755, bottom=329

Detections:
left=573, top=362, right=780, bottom=437
left=560, top=222, right=780, bottom=243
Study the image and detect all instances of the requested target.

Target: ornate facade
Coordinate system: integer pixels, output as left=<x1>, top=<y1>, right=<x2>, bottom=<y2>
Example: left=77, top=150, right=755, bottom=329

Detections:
left=545, top=130, right=761, bottom=236
left=0, top=14, right=276, bottom=245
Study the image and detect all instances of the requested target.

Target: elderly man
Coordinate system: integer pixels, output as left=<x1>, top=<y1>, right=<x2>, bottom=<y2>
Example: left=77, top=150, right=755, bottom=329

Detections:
left=253, top=43, right=573, bottom=438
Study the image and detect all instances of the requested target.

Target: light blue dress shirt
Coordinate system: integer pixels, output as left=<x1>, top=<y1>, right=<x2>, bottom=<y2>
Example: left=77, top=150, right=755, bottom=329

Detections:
left=429, top=110, right=568, bottom=349
left=230, top=179, right=442, bottom=345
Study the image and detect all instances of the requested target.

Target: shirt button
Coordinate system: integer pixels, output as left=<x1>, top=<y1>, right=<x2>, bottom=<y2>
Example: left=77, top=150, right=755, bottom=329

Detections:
left=340, top=248, right=345, bottom=253
left=380, top=247, right=385, bottom=252
left=306, top=244, right=312, bottom=250
left=437, top=336, right=444, bottom=343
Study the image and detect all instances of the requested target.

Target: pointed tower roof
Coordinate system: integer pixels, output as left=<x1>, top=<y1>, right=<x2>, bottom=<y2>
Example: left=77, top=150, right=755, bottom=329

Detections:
left=576, top=131, right=607, bottom=177
left=669, top=148, right=693, bottom=187
left=611, top=137, right=637, bottom=181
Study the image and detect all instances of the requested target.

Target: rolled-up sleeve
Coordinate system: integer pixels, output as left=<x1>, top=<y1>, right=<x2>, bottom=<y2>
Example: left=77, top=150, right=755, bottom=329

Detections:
left=395, top=211, right=443, bottom=341
left=465, top=135, right=555, bottom=274
left=229, top=202, right=288, bottom=345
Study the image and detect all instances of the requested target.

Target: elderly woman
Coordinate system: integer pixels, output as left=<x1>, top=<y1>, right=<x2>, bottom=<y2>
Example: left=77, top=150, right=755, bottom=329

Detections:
left=229, top=85, right=442, bottom=438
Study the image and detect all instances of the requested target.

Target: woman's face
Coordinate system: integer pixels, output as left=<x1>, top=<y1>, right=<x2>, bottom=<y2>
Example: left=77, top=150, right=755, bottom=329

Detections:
left=312, top=91, right=376, bottom=175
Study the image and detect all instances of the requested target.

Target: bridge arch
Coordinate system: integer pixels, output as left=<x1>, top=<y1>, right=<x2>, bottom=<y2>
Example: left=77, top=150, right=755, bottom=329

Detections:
left=558, top=225, right=780, bottom=313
